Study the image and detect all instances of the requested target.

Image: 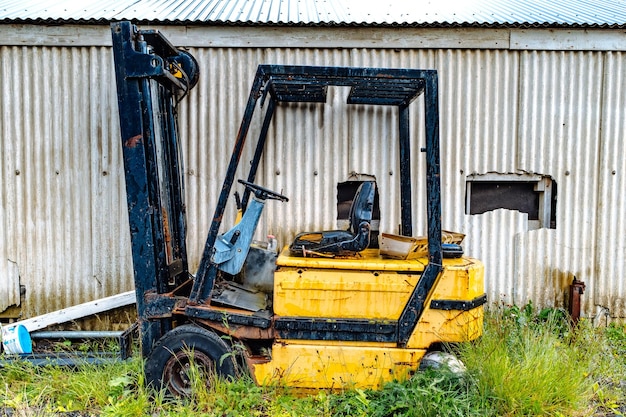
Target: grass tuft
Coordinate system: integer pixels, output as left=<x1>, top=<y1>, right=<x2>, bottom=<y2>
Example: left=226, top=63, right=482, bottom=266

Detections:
left=458, top=303, right=607, bottom=416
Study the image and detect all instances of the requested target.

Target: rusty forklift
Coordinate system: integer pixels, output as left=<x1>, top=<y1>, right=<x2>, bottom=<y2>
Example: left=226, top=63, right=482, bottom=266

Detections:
left=110, top=21, right=486, bottom=396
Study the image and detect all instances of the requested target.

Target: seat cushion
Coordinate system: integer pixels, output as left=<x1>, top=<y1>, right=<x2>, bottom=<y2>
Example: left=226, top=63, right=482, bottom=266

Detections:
left=289, top=230, right=356, bottom=256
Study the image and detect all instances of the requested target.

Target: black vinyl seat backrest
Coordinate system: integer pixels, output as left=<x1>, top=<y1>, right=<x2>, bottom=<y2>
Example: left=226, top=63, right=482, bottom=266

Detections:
left=348, top=181, right=376, bottom=235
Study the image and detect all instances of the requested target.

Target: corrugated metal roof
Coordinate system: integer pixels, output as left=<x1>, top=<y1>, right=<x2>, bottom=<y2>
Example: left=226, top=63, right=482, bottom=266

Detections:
left=1, top=0, right=625, bottom=27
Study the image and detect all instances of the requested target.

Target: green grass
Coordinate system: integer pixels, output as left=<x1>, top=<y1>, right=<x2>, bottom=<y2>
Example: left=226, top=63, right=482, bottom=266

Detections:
left=460, top=304, right=591, bottom=416
left=1, top=305, right=626, bottom=416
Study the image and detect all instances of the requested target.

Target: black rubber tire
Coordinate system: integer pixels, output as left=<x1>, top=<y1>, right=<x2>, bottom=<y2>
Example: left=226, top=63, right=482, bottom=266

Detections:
left=144, top=324, right=237, bottom=397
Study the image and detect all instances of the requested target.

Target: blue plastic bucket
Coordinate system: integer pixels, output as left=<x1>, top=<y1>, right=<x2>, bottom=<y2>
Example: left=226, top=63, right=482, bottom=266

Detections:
left=2, top=324, right=32, bottom=354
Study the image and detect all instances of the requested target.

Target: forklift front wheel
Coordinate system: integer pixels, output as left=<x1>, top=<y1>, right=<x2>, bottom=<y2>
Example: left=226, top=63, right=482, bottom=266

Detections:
left=144, top=324, right=237, bottom=397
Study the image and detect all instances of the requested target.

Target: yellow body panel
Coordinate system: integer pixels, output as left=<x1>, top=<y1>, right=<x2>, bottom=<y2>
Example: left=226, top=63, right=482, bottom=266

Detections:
left=274, top=248, right=483, bottom=323
left=252, top=248, right=485, bottom=389
left=252, top=341, right=426, bottom=390
left=274, top=268, right=421, bottom=319
left=274, top=248, right=424, bottom=319
left=429, top=258, right=484, bottom=301
left=408, top=307, right=484, bottom=348
left=406, top=258, right=485, bottom=348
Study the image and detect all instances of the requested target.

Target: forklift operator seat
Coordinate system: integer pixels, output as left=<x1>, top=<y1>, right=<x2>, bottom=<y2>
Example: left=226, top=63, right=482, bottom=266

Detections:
left=289, top=181, right=376, bottom=256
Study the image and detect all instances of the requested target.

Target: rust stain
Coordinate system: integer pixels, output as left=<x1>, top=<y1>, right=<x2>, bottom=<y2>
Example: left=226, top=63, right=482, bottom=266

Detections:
left=125, top=134, right=143, bottom=148
left=196, top=318, right=275, bottom=340
left=162, top=206, right=173, bottom=262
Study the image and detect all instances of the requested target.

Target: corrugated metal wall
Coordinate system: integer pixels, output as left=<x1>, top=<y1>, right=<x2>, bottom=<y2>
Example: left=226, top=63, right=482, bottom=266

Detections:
left=596, top=51, right=626, bottom=319
left=0, top=45, right=133, bottom=320
left=1, top=28, right=625, bottom=323
left=513, top=51, right=604, bottom=315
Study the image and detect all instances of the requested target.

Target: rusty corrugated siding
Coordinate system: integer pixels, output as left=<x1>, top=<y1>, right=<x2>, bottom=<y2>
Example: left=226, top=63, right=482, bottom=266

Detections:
left=1, top=26, right=625, bottom=322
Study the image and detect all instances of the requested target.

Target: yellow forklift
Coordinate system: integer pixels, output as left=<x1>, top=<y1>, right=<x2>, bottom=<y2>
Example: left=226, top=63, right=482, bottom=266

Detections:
left=111, top=21, right=485, bottom=396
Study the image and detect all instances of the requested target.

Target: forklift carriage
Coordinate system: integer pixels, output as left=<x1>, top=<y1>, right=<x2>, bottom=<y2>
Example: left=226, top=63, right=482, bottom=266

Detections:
left=110, top=21, right=486, bottom=395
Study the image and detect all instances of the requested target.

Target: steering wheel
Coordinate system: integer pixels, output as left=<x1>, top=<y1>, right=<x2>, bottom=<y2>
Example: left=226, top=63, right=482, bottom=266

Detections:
left=238, top=179, right=289, bottom=202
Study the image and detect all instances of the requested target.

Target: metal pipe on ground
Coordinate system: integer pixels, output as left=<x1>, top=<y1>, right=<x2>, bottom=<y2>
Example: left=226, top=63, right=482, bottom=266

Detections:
left=30, top=331, right=123, bottom=339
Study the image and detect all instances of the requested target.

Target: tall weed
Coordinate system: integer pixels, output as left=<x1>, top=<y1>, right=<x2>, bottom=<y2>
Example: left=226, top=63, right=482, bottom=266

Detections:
left=459, top=303, right=591, bottom=416
left=367, top=369, right=481, bottom=417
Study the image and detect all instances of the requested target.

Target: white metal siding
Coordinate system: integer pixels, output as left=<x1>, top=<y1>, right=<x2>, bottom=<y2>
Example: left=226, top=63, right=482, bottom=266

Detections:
left=0, top=45, right=133, bottom=318
left=0, top=45, right=21, bottom=311
left=1, top=29, right=625, bottom=322
left=513, top=51, right=603, bottom=313
left=596, top=51, right=626, bottom=317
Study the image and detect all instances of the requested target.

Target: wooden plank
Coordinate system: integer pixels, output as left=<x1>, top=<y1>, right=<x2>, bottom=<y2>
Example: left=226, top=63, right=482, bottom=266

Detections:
left=0, top=23, right=112, bottom=46
left=1, top=291, right=136, bottom=334
left=183, top=26, right=511, bottom=49
left=511, top=29, right=626, bottom=51
left=2, top=23, right=625, bottom=51
left=0, top=24, right=510, bottom=49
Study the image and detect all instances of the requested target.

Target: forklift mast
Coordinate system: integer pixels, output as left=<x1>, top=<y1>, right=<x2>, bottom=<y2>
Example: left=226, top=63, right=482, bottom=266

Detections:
left=110, top=21, right=199, bottom=355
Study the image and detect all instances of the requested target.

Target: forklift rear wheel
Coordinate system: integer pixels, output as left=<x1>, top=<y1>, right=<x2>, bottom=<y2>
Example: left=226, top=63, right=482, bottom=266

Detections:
left=144, top=324, right=237, bottom=397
